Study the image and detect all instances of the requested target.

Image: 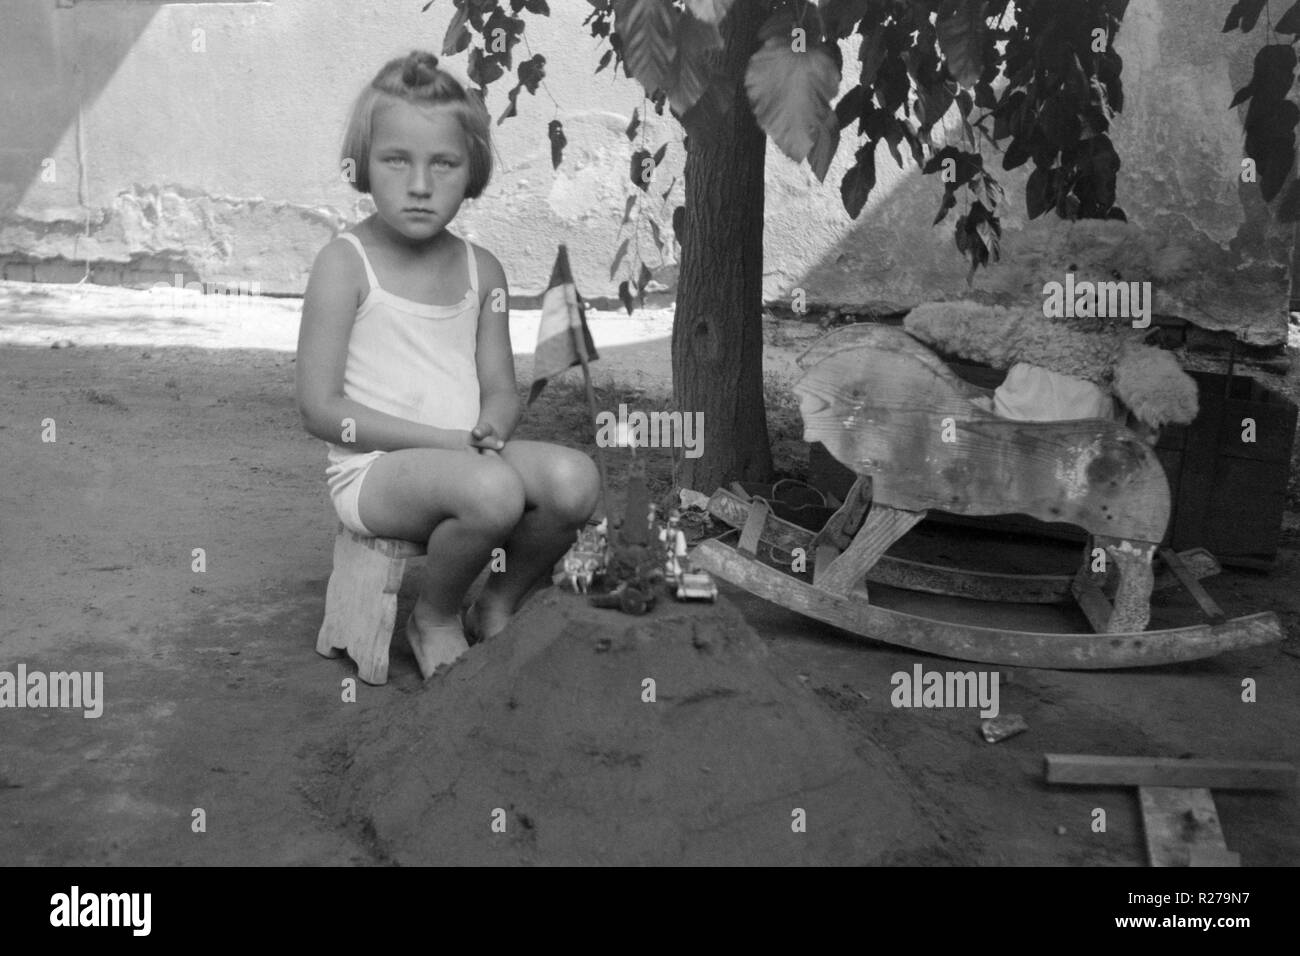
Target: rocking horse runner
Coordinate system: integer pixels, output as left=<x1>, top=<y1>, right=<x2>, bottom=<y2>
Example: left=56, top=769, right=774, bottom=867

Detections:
left=693, top=324, right=1283, bottom=670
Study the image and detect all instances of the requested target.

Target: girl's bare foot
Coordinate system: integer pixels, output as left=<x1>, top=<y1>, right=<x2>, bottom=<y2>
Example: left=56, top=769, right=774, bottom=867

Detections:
left=464, top=599, right=512, bottom=644
left=405, top=605, right=469, bottom=679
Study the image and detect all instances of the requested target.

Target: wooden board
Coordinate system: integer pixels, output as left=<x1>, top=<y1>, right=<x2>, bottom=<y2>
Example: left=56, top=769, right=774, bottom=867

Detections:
left=1139, top=787, right=1239, bottom=867
left=707, top=489, right=1219, bottom=605
left=1044, top=754, right=1297, bottom=790
left=793, top=324, right=1171, bottom=543
left=692, top=539, right=1283, bottom=670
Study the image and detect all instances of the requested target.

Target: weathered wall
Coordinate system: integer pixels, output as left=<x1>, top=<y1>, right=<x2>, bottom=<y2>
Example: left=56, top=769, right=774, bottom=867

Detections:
left=0, top=0, right=1290, bottom=343
left=783, top=0, right=1293, bottom=345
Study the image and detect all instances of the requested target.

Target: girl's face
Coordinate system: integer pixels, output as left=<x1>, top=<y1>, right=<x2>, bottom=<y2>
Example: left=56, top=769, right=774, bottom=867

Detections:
left=367, top=99, right=472, bottom=247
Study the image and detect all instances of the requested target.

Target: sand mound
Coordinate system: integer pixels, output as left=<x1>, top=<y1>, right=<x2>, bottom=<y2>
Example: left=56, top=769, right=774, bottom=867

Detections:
left=331, top=590, right=930, bottom=865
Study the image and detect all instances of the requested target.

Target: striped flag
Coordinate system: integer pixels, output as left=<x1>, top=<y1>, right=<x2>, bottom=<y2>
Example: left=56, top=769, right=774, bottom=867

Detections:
left=528, top=244, right=598, bottom=405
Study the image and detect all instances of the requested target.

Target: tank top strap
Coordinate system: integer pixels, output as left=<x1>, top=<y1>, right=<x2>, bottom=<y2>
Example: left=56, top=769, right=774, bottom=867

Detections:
left=461, top=236, right=479, bottom=297
left=338, top=232, right=381, bottom=295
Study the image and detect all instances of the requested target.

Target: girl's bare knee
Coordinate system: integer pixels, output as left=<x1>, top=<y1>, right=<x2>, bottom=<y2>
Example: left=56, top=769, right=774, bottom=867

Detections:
left=548, top=454, right=601, bottom=526
left=459, top=459, right=525, bottom=535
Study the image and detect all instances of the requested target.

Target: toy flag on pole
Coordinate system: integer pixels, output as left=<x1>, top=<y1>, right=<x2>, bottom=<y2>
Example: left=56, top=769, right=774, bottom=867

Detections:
left=530, top=244, right=611, bottom=523
left=528, top=244, right=598, bottom=405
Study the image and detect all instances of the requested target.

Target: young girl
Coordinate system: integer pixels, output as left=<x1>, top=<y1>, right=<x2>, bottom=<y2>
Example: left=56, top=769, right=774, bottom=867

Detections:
left=296, top=51, right=601, bottom=679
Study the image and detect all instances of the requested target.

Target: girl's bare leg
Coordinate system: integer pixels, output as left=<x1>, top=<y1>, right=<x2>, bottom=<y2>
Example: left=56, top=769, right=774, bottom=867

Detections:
left=471, top=441, right=602, bottom=638
left=356, top=448, right=525, bottom=675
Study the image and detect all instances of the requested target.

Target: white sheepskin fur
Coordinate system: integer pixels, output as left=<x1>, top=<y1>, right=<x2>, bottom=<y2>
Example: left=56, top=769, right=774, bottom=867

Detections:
left=903, top=301, right=1198, bottom=428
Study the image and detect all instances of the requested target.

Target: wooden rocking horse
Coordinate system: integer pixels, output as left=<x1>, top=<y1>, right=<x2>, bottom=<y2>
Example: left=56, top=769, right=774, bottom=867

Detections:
left=692, top=324, right=1283, bottom=669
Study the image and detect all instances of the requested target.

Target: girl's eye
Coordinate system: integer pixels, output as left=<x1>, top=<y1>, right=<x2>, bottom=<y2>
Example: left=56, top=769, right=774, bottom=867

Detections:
left=384, top=156, right=408, bottom=166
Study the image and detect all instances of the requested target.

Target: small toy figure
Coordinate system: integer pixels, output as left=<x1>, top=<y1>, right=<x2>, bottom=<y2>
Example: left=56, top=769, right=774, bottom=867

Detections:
left=658, top=508, right=689, bottom=584
left=560, top=523, right=607, bottom=594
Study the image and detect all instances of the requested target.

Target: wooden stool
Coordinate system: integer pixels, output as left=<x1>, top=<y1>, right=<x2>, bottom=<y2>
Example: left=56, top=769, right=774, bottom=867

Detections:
left=316, top=524, right=426, bottom=685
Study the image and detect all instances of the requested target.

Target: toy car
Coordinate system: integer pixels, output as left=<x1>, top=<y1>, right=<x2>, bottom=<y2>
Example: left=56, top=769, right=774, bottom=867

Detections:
left=675, top=568, right=718, bottom=602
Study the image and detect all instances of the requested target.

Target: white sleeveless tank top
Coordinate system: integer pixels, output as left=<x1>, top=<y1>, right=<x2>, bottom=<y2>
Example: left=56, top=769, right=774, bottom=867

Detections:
left=326, top=231, right=482, bottom=466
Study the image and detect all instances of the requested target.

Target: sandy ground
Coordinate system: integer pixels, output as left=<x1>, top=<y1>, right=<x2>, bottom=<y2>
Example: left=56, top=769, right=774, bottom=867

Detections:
left=1, top=280, right=1298, bottom=866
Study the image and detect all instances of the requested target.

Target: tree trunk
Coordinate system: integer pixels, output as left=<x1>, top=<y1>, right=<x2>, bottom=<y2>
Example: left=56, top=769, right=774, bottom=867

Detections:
left=673, top=0, right=772, bottom=493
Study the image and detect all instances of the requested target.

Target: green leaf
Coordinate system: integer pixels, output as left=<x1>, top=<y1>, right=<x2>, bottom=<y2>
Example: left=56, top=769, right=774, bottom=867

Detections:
left=835, top=85, right=868, bottom=130
left=610, top=237, right=630, bottom=279
left=808, top=112, right=841, bottom=183
left=636, top=262, right=652, bottom=294
left=615, top=0, right=677, bottom=97
left=1279, top=1, right=1300, bottom=34
left=916, top=80, right=955, bottom=132
left=517, top=54, right=546, bottom=93
left=1277, top=179, right=1300, bottom=222
left=622, top=195, right=637, bottom=224
left=482, top=10, right=526, bottom=70
left=744, top=36, right=841, bottom=164
left=672, top=204, right=685, bottom=246
left=858, top=26, right=888, bottom=87
left=685, top=0, right=735, bottom=25
left=668, top=13, right=724, bottom=115
left=498, top=87, right=520, bottom=125
left=548, top=119, right=567, bottom=169
left=1245, top=99, right=1299, bottom=201
left=626, top=108, right=640, bottom=141
left=1025, top=164, right=1049, bottom=219
left=618, top=280, right=634, bottom=315
left=954, top=214, right=970, bottom=253
left=630, top=147, right=653, bottom=191
left=1223, top=0, right=1267, bottom=32
left=824, top=0, right=876, bottom=39
left=936, top=0, right=987, bottom=88
left=468, top=47, right=505, bottom=87
left=1248, top=44, right=1297, bottom=103
left=1002, top=136, right=1031, bottom=170
left=933, top=189, right=957, bottom=225
left=649, top=217, right=664, bottom=251
left=840, top=145, right=876, bottom=217
left=442, top=6, right=472, bottom=57
left=758, top=2, right=823, bottom=44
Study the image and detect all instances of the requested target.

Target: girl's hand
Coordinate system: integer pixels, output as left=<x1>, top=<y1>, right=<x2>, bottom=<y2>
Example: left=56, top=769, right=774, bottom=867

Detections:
left=468, top=422, right=505, bottom=452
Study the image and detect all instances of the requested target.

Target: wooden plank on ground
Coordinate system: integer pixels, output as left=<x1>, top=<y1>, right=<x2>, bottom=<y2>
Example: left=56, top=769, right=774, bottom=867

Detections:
left=1045, top=754, right=1297, bottom=790
left=1139, top=786, right=1239, bottom=867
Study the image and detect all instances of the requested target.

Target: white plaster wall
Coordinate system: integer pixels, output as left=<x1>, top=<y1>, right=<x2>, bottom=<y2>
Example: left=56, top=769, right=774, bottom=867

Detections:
left=0, top=0, right=1290, bottom=343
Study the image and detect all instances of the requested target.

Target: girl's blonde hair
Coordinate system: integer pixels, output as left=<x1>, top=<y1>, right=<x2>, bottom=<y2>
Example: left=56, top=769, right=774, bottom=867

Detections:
left=341, top=50, right=492, bottom=198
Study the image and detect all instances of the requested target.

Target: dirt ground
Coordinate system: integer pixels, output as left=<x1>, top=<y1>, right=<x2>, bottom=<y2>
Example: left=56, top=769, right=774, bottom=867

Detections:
left=2, top=288, right=1299, bottom=866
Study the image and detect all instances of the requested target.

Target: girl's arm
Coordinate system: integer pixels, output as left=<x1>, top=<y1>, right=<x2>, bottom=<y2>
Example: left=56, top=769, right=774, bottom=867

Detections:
left=296, top=239, right=473, bottom=452
left=470, top=247, right=521, bottom=449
